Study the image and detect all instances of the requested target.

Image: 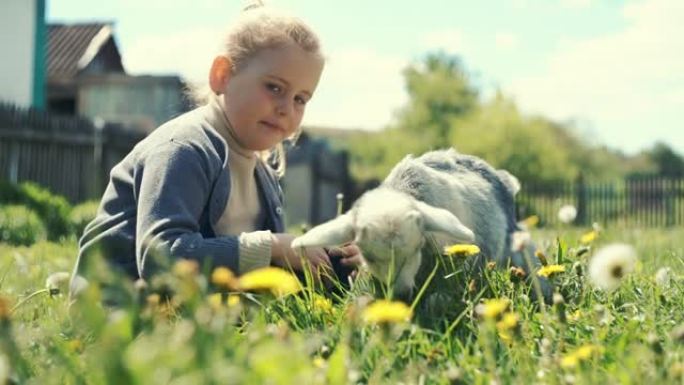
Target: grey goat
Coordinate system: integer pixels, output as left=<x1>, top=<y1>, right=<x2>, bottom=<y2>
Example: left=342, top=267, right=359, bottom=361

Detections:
left=292, top=148, right=550, bottom=299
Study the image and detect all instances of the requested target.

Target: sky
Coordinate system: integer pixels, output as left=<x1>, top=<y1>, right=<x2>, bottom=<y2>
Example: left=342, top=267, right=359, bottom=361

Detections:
left=48, top=0, right=684, bottom=155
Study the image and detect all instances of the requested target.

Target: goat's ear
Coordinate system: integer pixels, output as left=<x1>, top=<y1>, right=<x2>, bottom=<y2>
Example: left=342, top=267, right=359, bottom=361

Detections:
left=415, top=201, right=475, bottom=242
left=291, top=213, right=355, bottom=248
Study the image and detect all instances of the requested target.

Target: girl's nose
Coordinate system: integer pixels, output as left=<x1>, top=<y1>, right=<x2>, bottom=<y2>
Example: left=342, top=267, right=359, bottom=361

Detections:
left=276, top=97, right=292, bottom=116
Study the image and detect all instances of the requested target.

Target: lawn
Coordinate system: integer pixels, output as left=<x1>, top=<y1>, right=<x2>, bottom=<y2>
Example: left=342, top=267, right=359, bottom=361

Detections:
left=1, top=226, right=683, bottom=384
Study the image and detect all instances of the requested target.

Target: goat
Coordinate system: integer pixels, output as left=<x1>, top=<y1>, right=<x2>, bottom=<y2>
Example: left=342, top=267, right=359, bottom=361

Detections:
left=292, top=148, right=550, bottom=299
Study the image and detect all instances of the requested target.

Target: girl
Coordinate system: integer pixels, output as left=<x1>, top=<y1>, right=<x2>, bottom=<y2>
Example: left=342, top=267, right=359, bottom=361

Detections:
left=72, top=5, right=361, bottom=288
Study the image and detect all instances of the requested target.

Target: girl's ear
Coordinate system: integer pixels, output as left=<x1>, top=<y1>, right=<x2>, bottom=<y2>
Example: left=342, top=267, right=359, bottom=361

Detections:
left=209, top=56, right=233, bottom=95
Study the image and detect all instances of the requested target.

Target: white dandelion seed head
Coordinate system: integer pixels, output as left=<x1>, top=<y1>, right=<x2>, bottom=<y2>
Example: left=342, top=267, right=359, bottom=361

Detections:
left=588, top=243, right=637, bottom=291
left=69, top=275, right=90, bottom=298
left=592, top=222, right=602, bottom=233
left=655, top=267, right=672, bottom=288
left=511, top=231, right=532, bottom=252
left=45, top=272, right=72, bottom=295
left=558, top=205, right=577, bottom=224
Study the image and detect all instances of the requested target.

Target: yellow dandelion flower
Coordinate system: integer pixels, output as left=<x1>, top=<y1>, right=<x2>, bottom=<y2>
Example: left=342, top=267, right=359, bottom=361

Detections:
left=173, top=259, right=199, bottom=277
left=476, top=298, right=510, bottom=320
left=568, top=310, right=582, bottom=322
left=521, top=215, right=540, bottom=229
left=560, top=354, right=579, bottom=369
left=208, top=293, right=223, bottom=309
left=313, top=356, right=326, bottom=369
left=238, top=267, right=302, bottom=297
left=560, top=344, right=603, bottom=369
left=580, top=230, right=598, bottom=244
left=146, top=293, right=160, bottom=307
left=496, top=312, right=519, bottom=331
left=67, top=339, right=83, bottom=353
left=313, top=294, right=333, bottom=314
left=537, top=264, right=566, bottom=278
left=362, top=300, right=412, bottom=324
left=211, top=267, right=237, bottom=289
left=444, top=244, right=481, bottom=257
left=575, top=344, right=602, bottom=360
left=227, top=294, right=240, bottom=307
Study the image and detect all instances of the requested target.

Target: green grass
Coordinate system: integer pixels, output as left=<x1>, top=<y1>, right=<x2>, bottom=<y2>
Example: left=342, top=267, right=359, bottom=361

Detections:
left=1, top=227, right=684, bottom=384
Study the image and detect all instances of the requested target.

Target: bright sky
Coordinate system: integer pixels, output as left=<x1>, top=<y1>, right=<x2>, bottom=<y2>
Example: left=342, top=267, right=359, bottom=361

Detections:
left=48, top=0, right=684, bottom=155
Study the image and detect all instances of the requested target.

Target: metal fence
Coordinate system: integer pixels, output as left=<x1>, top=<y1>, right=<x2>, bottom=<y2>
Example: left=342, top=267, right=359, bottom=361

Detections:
left=516, top=175, right=684, bottom=227
left=0, top=103, right=144, bottom=203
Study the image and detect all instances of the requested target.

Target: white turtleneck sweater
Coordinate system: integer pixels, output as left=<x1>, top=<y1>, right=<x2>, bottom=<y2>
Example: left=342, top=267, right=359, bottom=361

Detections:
left=206, top=96, right=273, bottom=273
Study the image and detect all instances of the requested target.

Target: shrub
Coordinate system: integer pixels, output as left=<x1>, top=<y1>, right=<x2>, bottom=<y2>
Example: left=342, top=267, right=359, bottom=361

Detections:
left=0, top=205, right=47, bottom=246
left=0, top=180, right=73, bottom=241
left=70, top=200, right=100, bottom=238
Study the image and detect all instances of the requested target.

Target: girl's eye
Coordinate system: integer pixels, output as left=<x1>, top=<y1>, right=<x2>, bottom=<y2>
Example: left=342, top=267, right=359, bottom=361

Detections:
left=266, top=83, right=282, bottom=94
left=295, top=95, right=308, bottom=106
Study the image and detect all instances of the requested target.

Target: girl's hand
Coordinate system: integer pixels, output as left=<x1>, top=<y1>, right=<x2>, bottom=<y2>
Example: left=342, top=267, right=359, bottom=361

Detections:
left=271, top=233, right=332, bottom=278
left=327, top=244, right=364, bottom=268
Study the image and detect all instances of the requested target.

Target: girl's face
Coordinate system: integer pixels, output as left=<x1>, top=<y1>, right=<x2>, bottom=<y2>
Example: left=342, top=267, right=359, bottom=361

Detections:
left=219, top=43, right=324, bottom=151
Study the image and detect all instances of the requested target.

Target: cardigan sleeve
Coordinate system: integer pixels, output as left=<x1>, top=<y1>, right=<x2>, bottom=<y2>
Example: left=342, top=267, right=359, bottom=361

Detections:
left=134, top=141, right=240, bottom=276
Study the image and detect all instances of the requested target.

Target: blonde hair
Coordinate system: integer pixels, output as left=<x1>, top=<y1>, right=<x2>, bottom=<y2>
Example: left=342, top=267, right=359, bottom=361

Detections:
left=194, top=3, right=324, bottom=177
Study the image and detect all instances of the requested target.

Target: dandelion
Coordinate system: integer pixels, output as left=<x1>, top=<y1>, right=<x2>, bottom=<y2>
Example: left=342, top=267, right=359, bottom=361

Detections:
left=510, top=266, right=527, bottom=280
left=588, top=243, right=637, bottom=291
left=208, top=293, right=223, bottom=310
left=361, top=300, right=412, bottom=324
left=580, top=230, right=598, bottom=244
left=45, top=272, right=71, bottom=295
left=537, top=264, right=566, bottom=278
left=173, top=259, right=199, bottom=277
left=568, top=309, right=582, bottom=322
left=496, top=312, right=519, bottom=341
left=313, top=356, right=326, bottom=369
left=69, top=275, right=89, bottom=298
left=475, top=298, right=510, bottom=320
left=313, top=294, right=333, bottom=314
left=227, top=294, right=240, bottom=307
left=444, top=244, right=480, bottom=257
left=238, top=267, right=301, bottom=297
left=211, top=267, right=237, bottom=290
left=558, top=205, right=577, bottom=224
left=519, top=215, right=540, bottom=229
left=486, top=261, right=497, bottom=270
left=655, top=267, right=672, bottom=288
left=560, top=344, right=603, bottom=369
left=511, top=231, right=531, bottom=252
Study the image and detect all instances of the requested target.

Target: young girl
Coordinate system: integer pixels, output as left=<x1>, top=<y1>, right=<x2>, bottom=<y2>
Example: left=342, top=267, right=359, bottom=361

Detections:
left=72, top=5, right=360, bottom=287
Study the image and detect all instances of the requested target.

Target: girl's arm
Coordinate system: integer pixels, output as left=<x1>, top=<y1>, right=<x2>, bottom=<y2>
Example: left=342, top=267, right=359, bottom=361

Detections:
left=134, top=141, right=241, bottom=276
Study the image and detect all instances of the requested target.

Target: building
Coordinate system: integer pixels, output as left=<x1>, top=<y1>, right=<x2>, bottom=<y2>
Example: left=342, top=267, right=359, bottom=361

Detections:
left=0, top=0, right=46, bottom=108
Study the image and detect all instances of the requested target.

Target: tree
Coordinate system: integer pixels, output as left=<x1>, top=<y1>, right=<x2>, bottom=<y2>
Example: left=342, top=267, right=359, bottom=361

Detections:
left=395, top=52, right=478, bottom=148
left=647, top=142, right=684, bottom=177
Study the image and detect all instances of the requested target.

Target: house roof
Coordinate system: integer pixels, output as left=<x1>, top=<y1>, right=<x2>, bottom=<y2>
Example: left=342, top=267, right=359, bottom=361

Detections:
left=47, top=23, right=117, bottom=78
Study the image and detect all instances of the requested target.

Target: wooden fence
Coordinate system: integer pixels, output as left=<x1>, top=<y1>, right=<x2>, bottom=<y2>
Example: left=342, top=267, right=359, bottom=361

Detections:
left=516, top=175, right=684, bottom=227
left=0, top=103, right=144, bottom=203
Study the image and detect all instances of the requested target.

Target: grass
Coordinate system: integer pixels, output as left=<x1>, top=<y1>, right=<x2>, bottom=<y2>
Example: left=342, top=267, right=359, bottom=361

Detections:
left=1, top=226, right=684, bottom=384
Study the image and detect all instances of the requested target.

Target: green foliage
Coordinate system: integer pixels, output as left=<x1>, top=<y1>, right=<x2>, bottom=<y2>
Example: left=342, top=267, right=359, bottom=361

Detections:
left=397, top=52, right=478, bottom=148
left=0, top=180, right=72, bottom=241
left=450, top=94, right=578, bottom=182
left=70, top=200, right=100, bottom=238
left=341, top=51, right=655, bottom=184
left=0, top=205, right=47, bottom=246
left=646, top=142, right=684, bottom=178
